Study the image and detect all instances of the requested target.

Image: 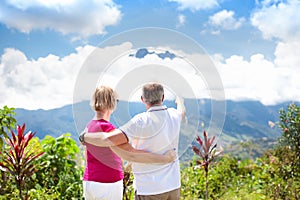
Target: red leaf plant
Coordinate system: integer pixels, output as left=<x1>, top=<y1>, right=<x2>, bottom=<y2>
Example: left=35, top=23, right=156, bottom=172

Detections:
left=192, top=131, right=222, bottom=200
left=0, top=124, right=44, bottom=200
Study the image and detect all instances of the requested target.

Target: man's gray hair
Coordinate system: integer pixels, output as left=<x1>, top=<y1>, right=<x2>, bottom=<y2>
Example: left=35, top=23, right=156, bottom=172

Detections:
left=142, top=83, right=164, bottom=105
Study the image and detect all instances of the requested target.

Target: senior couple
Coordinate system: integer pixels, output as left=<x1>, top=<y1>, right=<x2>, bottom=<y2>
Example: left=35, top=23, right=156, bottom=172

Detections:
left=80, top=82, right=186, bottom=200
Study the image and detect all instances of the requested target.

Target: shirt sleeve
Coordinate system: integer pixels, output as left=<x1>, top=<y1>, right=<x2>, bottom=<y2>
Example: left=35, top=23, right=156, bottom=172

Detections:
left=119, top=115, right=142, bottom=144
left=169, top=108, right=182, bottom=123
left=98, top=120, right=116, bottom=132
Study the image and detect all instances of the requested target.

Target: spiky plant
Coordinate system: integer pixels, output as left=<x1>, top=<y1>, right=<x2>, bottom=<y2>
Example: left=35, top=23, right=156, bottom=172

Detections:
left=192, top=131, right=222, bottom=200
left=0, top=124, right=44, bottom=200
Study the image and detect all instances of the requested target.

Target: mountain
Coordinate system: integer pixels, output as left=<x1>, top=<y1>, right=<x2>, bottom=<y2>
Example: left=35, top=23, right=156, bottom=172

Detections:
left=15, top=106, right=77, bottom=139
left=14, top=99, right=292, bottom=142
left=129, top=48, right=177, bottom=59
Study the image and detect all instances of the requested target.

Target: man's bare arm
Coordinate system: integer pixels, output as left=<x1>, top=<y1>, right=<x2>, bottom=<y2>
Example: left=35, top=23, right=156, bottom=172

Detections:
left=111, top=143, right=176, bottom=163
left=82, top=129, right=128, bottom=147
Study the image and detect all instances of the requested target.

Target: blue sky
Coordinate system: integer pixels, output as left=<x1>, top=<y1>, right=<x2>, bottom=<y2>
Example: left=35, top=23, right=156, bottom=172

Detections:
left=0, top=0, right=300, bottom=109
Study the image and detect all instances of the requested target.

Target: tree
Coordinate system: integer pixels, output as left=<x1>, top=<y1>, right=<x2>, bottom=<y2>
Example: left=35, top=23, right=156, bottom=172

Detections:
left=0, top=106, right=16, bottom=148
left=0, top=106, right=17, bottom=196
left=278, top=103, right=300, bottom=177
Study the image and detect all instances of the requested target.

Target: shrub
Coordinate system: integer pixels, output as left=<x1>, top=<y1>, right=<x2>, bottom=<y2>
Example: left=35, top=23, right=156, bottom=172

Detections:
left=192, top=131, right=222, bottom=200
left=0, top=124, right=44, bottom=199
left=34, top=133, right=84, bottom=199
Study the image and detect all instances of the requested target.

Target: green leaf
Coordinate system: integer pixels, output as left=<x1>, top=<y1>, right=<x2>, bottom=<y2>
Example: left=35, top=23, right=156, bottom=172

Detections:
left=0, top=137, right=3, bottom=149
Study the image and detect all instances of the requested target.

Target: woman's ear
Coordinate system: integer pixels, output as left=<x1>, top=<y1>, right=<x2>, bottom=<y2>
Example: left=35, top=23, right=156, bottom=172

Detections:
left=162, top=94, right=164, bottom=102
left=141, top=96, right=145, bottom=103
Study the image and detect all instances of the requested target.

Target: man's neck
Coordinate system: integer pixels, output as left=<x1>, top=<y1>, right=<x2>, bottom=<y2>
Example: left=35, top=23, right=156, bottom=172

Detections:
left=146, top=103, right=162, bottom=110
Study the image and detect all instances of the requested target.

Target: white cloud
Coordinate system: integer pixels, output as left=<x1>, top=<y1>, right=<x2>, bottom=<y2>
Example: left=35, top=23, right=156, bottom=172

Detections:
left=169, top=0, right=219, bottom=11
left=200, top=0, right=300, bottom=105
left=100, top=44, right=300, bottom=105
left=6, top=0, right=76, bottom=9
left=176, top=14, right=186, bottom=28
left=245, top=0, right=300, bottom=104
left=0, top=44, right=216, bottom=109
left=0, top=46, right=95, bottom=109
left=1, top=40, right=300, bottom=110
left=208, top=10, right=245, bottom=32
left=215, top=54, right=279, bottom=104
left=251, top=0, right=300, bottom=41
left=98, top=50, right=210, bottom=100
left=0, top=0, right=122, bottom=37
left=214, top=43, right=300, bottom=105
left=274, top=41, right=300, bottom=69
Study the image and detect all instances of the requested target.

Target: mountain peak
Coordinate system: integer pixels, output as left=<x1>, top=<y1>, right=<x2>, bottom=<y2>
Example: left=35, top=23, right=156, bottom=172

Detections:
left=129, top=48, right=177, bottom=59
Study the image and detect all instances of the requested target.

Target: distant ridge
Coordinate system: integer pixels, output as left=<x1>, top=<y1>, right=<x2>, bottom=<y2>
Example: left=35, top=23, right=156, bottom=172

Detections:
left=14, top=99, right=294, bottom=143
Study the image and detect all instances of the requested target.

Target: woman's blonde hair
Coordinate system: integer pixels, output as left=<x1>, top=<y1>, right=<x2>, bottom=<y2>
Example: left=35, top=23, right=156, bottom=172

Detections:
left=91, top=86, right=118, bottom=112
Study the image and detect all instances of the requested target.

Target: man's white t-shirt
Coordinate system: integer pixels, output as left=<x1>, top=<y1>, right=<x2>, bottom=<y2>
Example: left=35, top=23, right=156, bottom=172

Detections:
left=120, top=105, right=181, bottom=195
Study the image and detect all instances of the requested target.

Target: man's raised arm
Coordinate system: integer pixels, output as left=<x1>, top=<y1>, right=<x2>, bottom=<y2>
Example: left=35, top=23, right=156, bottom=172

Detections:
left=176, top=96, right=186, bottom=120
left=80, top=129, right=128, bottom=147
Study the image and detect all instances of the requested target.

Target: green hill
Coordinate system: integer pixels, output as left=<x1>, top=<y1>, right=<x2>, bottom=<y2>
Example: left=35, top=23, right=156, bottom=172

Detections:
left=16, top=99, right=288, bottom=140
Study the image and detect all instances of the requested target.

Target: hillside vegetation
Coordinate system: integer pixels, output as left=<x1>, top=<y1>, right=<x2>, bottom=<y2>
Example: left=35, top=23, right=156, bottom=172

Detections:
left=0, top=102, right=299, bottom=199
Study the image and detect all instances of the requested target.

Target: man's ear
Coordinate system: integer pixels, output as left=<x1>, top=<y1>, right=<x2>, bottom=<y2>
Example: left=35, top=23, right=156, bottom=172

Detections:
left=141, top=96, right=145, bottom=103
left=162, top=94, right=164, bottom=102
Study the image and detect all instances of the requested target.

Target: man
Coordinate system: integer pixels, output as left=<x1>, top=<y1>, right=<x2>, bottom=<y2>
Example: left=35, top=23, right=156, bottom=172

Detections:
left=81, top=82, right=185, bottom=199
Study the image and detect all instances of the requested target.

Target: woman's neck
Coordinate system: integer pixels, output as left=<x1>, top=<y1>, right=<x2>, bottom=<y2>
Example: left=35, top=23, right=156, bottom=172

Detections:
left=95, top=110, right=111, bottom=121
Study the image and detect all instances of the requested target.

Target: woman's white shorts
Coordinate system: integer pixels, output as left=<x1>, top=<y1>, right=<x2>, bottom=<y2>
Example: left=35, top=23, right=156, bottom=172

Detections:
left=83, top=179, right=123, bottom=200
